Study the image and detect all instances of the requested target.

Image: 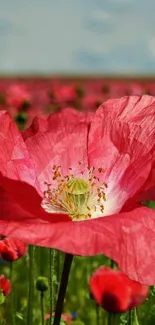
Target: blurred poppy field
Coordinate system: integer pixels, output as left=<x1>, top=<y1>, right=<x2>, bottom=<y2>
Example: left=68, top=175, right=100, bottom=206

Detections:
left=0, top=77, right=155, bottom=325
left=1, top=77, right=155, bottom=130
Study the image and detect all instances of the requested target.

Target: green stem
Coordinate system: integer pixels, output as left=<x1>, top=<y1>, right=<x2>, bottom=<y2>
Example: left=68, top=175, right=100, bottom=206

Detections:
left=27, top=245, right=35, bottom=325
left=10, top=262, right=16, bottom=325
left=53, top=253, right=73, bottom=325
left=96, top=304, right=100, bottom=325
left=0, top=305, right=4, bottom=324
left=41, top=292, right=44, bottom=325
left=52, top=249, right=57, bottom=308
left=48, top=248, right=57, bottom=325
left=39, top=247, right=45, bottom=275
left=129, top=310, right=132, bottom=325
left=107, top=312, right=113, bottom=325
left=57, top=250, right=61, bottom=291
left=129, top=309, right=140, bottom=325
left=48, top=249, right=53, bottom=325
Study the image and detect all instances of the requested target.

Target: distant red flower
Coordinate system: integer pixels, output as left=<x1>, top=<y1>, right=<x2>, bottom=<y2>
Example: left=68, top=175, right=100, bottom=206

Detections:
left=127, top=83, right=143, bottom=96
left=0, top=275, right=11, bottom=296
left=0, top=96, right=155, bottom=284
left=82, top=94, right=103, bottom=111
left=45, top=312, right=72, bottom=323
left=6, top=84, right=30, bottom=110
left=89, top=267, right=149, bottom=313
left=0, top=238, right=27, bottom=262
left=54, top=85, right=77, bottom=105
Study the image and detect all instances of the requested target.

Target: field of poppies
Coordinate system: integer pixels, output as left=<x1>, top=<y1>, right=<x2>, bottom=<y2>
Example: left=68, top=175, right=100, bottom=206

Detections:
left=0, top=77, right=155, bottom=325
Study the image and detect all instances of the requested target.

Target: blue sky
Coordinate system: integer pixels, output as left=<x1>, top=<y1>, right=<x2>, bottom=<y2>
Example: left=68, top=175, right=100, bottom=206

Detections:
left=0, top=0, right=155, bottom=75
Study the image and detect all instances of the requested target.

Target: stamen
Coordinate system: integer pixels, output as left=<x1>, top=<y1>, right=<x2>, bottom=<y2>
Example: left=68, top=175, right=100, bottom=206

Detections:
left=42, top=165, right=107, bottom=221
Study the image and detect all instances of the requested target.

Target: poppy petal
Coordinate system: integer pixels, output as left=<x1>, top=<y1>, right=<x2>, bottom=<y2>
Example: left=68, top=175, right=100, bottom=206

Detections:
left=0, top=205, right=155, bottom=283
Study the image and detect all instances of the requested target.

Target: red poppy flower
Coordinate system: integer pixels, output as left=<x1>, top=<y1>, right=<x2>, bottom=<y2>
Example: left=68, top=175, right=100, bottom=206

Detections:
left=0, top=238, right=27, bottom=262
left=82, top=94, right=103, bottom=112
left=6, top=84, right=30, bottom=110
left=89, top=266, right=149, bottom=313
left=0, top=275, right=11, bottom=296
left=54, top=84, right=77, bottom=105
left=0, top=96, right=155, bottom=284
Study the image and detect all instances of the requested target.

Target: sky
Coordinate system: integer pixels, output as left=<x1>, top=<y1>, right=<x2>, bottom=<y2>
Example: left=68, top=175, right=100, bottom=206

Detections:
left=0, top=0, right=155, bottom=75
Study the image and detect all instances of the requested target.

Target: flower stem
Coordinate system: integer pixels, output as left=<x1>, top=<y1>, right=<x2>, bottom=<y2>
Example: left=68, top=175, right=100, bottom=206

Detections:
left=40, top=292, right=44, bottom=325
left=96, top=304, right=100, bottom=325
left=57, top=250, right=61, bottom=290
left=53, top=253, right=73, bottom=325
left=39, top=247, right=45, bottom=275
left=129, top=309, right=140, bottom=325
left=27, top=245, right=35, bottom=325
left=48, top=249, right=56, bottom=325
left=10, top=262, right=16, bottom=325
left=129, top=310, right=132, bottom=325
left=107, top=312, right=113, bottom=325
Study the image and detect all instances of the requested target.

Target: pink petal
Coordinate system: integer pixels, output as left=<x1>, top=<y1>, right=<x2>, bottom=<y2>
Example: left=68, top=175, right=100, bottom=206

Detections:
left=0, top=111, right=39, bottom=190
left=0, top=179, right=70, bottom=223
left=88, top=96, right=155, bottom=210
left=0, top=111, right=70, bottom=221
left=23, top=109, right=92, bottom=191
left=0, top=204, right=155, bottom=284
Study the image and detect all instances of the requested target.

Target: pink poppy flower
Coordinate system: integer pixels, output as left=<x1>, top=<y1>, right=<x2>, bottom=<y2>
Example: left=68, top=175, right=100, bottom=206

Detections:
left=89, top=266, right=148, bottom=313
left=0, top=96, right=155, bottom=284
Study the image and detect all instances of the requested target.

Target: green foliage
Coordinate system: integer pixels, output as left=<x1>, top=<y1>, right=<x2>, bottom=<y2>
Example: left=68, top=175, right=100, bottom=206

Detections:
left=1, top=231, right=155, bottom=324
left=0, top=290, right=5, bottom=305
left=143, top=201, right=155, bottom=209
left=119, top=313, right=128, bottom=325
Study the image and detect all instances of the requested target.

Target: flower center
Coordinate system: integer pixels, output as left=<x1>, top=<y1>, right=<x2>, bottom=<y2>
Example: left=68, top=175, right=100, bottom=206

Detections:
left=42, top=164, right=107, bottom=221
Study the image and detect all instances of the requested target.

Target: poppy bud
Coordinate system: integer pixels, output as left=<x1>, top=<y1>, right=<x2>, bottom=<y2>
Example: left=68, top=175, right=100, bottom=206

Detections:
left=36, top=276, right=49, bottom=292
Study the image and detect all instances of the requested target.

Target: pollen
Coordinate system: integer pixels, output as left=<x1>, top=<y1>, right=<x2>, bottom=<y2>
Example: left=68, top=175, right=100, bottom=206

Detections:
left=98, top=168, right=106, bottom=173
